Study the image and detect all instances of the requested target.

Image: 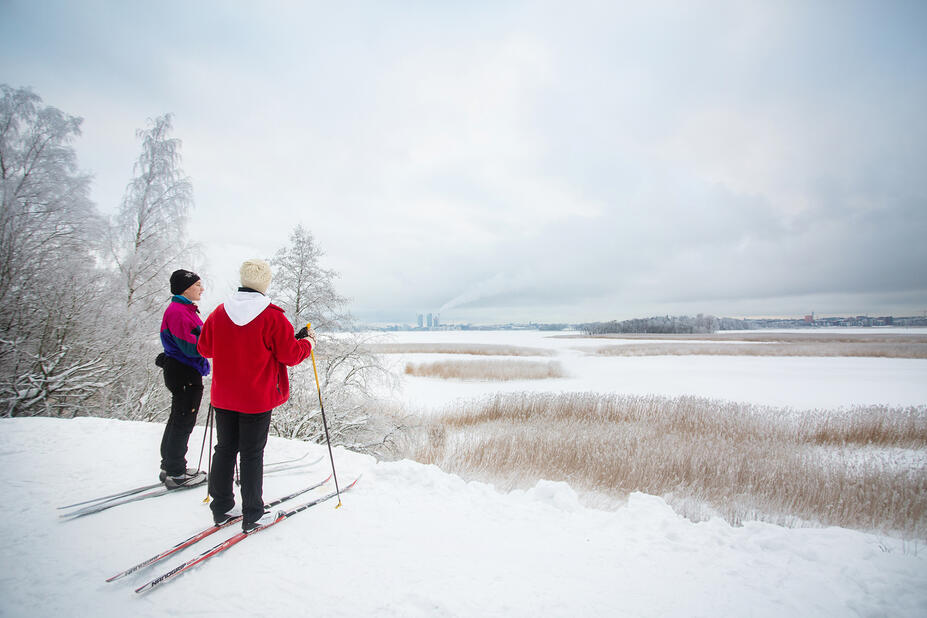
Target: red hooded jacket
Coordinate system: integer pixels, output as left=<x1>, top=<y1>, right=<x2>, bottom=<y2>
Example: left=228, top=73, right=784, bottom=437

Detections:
left=197, top=291, right=312, bottom=413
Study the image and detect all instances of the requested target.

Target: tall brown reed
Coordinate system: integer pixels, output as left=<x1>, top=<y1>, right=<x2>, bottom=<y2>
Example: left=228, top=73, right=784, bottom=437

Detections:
left=405, top=360, right=566, bottom=381
left=403, top=393, right=927, bottom=538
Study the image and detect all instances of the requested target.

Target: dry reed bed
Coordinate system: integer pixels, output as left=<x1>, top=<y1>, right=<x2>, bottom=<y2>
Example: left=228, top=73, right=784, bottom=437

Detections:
left=367, top=343, right=555, bottom=356
left=593, top=342, right=927, bottom=358
left=405, top=360, right=565, bottom=381
left=408, top=393, right=927, bottom=537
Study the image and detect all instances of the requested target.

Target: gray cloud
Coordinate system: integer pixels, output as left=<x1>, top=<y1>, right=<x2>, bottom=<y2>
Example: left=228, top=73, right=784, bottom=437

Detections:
left=2, top=0, right=925, bottom=323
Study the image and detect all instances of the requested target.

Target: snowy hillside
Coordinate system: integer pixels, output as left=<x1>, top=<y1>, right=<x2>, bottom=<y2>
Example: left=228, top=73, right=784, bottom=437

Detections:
left=1, top=417, right=925, bottom=617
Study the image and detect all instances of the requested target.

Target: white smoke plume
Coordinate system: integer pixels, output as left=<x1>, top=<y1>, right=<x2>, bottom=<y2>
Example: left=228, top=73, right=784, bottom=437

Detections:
left=438, top=272, right=512, bottom=313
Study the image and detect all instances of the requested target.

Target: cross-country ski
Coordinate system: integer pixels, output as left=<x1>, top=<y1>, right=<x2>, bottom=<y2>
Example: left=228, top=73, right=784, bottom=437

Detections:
left=135, top=477, right=359, bottom=594
left=264, top=452, right=322, bottom=470
left=57, top=482, right=164, bottom=511
left=60, top=457, right=319, bottom=519
left=59, top=473, right=207, bottom=520
left=106, top=474, right=331, bottom=582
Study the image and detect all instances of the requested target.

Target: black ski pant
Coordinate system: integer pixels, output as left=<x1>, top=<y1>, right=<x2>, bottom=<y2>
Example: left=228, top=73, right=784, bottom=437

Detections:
left=159, top=357, right=204, bottom=477
left=209, top=408, right=272, bottom=527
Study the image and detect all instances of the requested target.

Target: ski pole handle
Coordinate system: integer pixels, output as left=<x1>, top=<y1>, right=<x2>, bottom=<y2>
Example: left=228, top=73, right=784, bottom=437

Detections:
left=307, top=322, right=321, bottom=391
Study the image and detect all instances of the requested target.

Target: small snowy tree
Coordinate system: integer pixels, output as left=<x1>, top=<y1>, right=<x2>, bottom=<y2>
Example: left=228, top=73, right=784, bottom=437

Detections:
left=0, top=85, right=111, bottom=417
left=270, top=225, right=350, bottom=331
left=268, top=225, right=393, bottom=448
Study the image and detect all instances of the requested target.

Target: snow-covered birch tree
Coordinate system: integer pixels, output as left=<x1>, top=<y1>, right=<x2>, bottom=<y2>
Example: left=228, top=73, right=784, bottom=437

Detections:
left=103, top=113, right=197, bottom=421
left=110, top=113, right=195, bottom=320
left=269, top=225, right=393, bottom=447
left=0, top=85, right=111, bottom=417
left=270, top=225, right=349, bottom=331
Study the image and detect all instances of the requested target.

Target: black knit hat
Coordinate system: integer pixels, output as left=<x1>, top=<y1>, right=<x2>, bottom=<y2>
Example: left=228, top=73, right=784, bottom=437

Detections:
left=170, top=269, right=201, bottom=295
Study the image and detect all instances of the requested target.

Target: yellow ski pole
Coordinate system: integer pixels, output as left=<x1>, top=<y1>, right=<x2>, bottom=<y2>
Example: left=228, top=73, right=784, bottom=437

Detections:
left=307, top=323, right=343, bottom=508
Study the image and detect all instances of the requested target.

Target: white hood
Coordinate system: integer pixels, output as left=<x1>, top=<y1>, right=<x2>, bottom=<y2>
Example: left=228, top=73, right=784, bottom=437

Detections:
left=224, top=290, right=271, bottom=326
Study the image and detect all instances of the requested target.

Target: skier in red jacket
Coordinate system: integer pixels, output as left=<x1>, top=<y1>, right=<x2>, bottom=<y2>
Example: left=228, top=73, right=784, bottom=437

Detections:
left=197, top=258, right=316, bottom=532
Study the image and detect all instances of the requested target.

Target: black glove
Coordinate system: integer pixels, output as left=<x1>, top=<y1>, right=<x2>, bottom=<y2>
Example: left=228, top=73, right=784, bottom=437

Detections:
left=191, top=326, right=201, bottom=336
left=295, top=325, right=316, bottom=348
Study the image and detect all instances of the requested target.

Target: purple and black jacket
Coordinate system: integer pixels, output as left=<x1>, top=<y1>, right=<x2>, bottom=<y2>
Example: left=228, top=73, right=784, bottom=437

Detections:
left=160, top=296, right=211, bottom=376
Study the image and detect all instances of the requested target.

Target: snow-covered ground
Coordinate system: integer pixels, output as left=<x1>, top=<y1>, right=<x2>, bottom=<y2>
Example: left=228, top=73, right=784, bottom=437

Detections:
left=372, top=329, right=927, bottom=411
left=2, top=329, right=925, bottom=616
left=2, top=416, right=925, bottom=617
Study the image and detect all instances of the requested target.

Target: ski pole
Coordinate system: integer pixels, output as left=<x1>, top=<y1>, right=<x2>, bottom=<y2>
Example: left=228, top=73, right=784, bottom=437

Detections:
left=196, top=403, right=210, bottom=472
left=307, top=322, right=342, bottom=508
left=203, top=404, right=214, bottom=504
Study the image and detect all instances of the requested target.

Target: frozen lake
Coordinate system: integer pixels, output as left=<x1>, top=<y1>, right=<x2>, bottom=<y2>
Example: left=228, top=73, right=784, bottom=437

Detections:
left=368, top=329, right=927, bottom=412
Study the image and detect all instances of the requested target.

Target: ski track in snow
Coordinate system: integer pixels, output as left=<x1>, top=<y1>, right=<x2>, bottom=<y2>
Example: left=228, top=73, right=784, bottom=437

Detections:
left=1, top=416, right=926, bottom=617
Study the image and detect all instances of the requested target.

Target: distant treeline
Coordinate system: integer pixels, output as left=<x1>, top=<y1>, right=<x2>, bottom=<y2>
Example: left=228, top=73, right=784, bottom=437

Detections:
left=579, top=315, right=750, bottom=335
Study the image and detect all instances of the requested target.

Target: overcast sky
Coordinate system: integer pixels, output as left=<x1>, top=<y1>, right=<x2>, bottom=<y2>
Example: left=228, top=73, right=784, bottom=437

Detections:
left=2, top=0, right=925, bottom=324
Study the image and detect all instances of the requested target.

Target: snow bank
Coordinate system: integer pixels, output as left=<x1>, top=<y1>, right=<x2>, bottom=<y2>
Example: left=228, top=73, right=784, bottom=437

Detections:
left=1, top=417, right=925, bottom=617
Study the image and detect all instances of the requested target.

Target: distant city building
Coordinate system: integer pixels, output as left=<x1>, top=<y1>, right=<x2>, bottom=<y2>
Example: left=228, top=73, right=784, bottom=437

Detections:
left=434, top=314, right=440, bottom=328
left=417, top=314, right=424, bottom=328
left=427, top=313, right=434, bottom=329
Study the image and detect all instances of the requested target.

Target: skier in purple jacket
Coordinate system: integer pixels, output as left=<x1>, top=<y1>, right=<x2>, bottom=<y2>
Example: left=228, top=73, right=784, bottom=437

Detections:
left=157, top=269, right=210, bottom=488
